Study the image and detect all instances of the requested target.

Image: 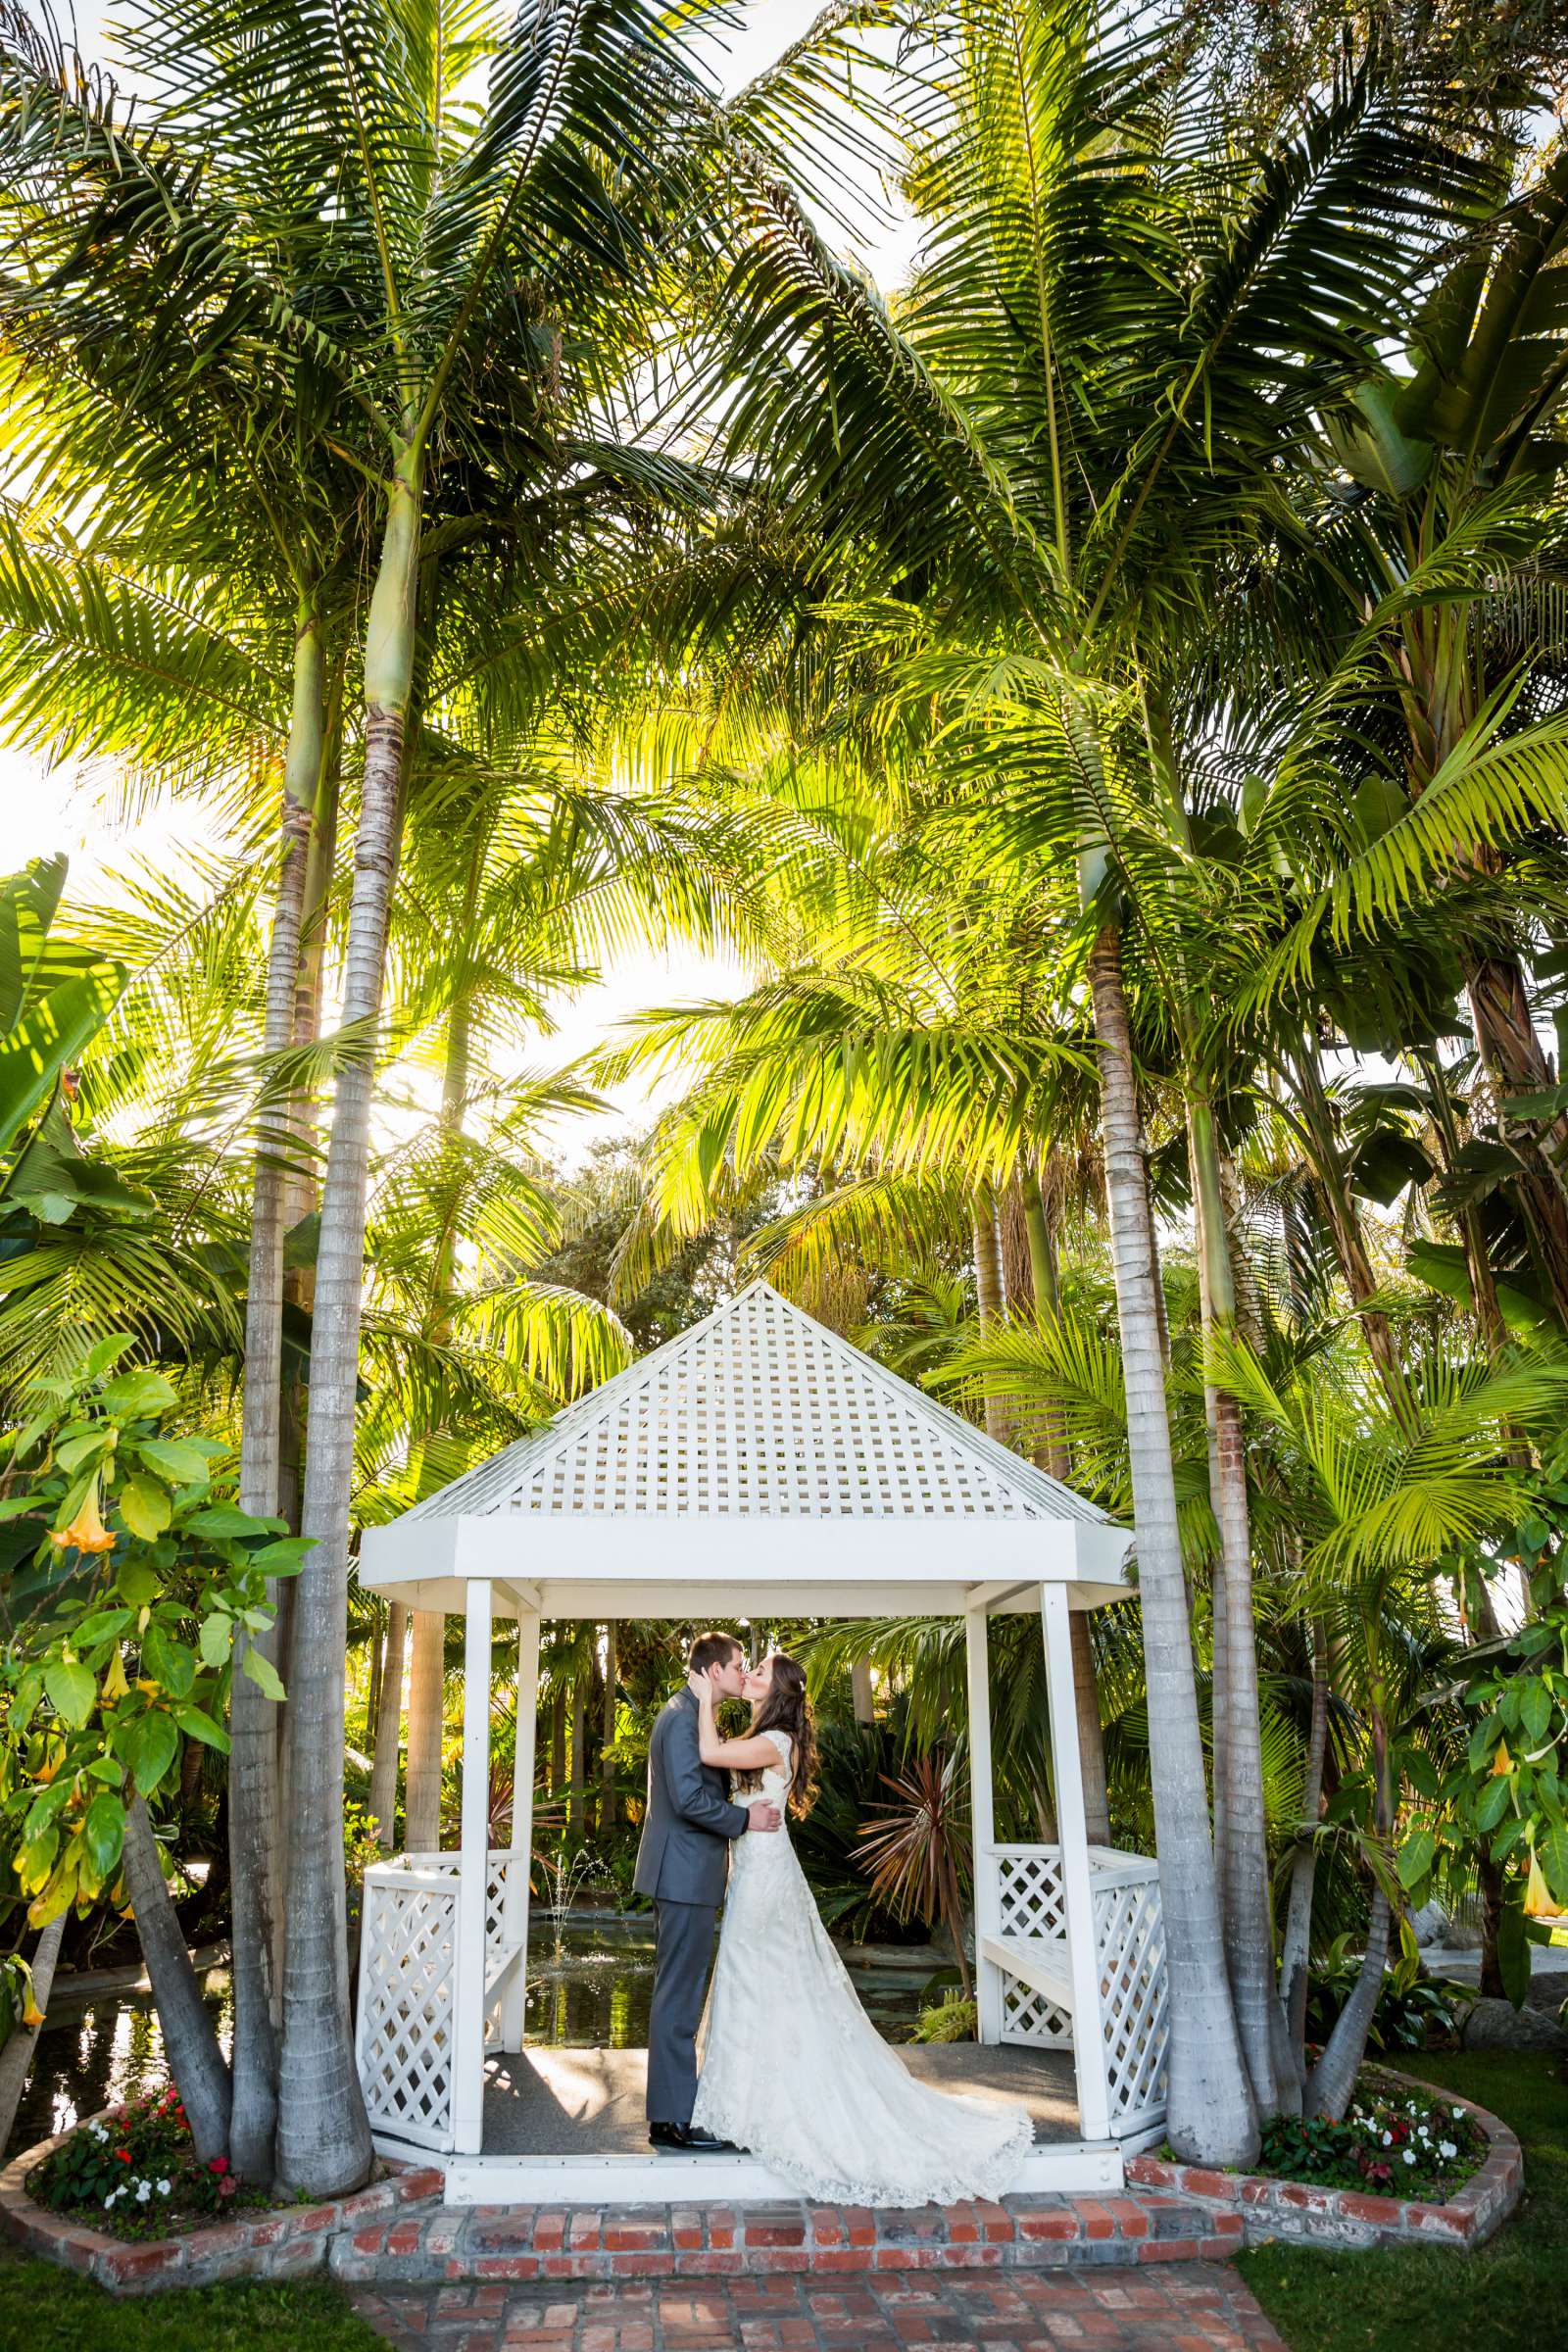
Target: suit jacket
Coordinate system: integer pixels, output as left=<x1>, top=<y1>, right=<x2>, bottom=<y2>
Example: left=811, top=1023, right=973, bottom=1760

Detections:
left=633, top=1686, right=749, bottom=1905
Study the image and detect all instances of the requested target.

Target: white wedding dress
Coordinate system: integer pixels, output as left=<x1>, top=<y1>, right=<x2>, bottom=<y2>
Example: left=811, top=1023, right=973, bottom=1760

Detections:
left=691, top=1729, right=1033, bottom=2207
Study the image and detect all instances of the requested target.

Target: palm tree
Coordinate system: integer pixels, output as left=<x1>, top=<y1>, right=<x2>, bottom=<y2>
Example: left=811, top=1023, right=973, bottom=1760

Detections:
left=1208, top=1329, right=1568, bottom=2114
left=0, top=0, right=733, bottom=2192
left=668, top=0, right=1523, bottom=2154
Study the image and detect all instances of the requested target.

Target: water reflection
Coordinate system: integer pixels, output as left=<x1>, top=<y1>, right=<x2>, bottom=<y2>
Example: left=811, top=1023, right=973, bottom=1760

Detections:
left=9, top=1973, right=232, bottom=2159
left=10, top=1917, right=934, bottom=2159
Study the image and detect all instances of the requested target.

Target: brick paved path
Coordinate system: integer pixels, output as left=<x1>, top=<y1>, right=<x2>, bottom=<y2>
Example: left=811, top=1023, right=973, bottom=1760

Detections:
left=352, top=2263, right=1288, bottom=2350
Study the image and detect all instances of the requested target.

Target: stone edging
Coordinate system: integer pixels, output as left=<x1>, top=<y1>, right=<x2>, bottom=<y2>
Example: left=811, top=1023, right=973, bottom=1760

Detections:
left=0, top=2123, right=443, bottom=2291
left=1127, top=2076, right=1523, bottom=2252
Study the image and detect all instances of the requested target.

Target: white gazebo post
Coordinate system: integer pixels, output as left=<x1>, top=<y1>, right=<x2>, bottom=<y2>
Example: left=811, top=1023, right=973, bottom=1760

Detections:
left=500, top=1609, right=540, bottom=2052
left=451, top=1575, right=493, bottom=2155
left=1040, top=1582, right=1111, bottom=2142
left=964, top=1605, right=1004, bottom=2044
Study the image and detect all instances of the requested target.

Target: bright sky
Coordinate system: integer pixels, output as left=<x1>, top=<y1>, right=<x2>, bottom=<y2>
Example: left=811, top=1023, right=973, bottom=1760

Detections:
left=0, top=0, right=916, bottom=1161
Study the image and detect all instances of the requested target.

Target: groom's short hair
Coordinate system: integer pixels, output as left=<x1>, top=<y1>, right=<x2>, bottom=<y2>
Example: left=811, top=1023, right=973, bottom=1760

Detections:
left=689, top=1631, right=743, bottom=1675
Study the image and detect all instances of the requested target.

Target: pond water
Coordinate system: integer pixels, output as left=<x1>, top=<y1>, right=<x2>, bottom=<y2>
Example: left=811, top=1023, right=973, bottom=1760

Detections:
left=7, top=1913, right=946, bottom=2159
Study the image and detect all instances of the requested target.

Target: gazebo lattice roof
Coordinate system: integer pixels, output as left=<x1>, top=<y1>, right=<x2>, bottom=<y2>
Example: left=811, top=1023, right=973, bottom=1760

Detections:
left=360, top=1281, right=1132, bottom=1615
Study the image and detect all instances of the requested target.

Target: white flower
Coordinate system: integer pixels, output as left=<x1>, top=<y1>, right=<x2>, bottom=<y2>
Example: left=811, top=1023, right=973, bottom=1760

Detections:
left=157, top=2180, right=171, bottom=2196
left=1382, top=2131, right=1394, bottom=2146
left=135, top=2180, right=152, bottom=2203
left=1418, top=2125, right=1431, bottom=2140
left=88, top=2124, right=107, bottom=2143
left=102, top=2190, right=118, bottom=2209
left=1439, top=2140, right=1457, bottom=2160
left=1452, top=2105, right=1465, bottom=2119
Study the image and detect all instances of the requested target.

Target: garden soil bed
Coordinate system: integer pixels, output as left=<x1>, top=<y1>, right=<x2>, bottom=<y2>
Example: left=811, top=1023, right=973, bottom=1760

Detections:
left=1126, top=2069, right=1523, bottom=2252
left=0, top=2116, right=443, bottom=2292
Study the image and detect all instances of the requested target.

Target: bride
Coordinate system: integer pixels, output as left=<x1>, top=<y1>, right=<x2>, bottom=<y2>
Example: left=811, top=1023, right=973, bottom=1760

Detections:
left=689, top=1650, right=1033, bottom=2207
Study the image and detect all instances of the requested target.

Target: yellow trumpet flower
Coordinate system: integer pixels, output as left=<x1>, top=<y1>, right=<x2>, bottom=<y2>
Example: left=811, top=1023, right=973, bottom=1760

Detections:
left=49, top=1478, right=116, bottom=1555
left=21, top=1992, right=44, bottom=2030
left=1524, top=1850, right=1564, bottom=1922
left=101, top=1646, right=129, bottom=1701
left=1491, top=1739, right=1513, bottom=1776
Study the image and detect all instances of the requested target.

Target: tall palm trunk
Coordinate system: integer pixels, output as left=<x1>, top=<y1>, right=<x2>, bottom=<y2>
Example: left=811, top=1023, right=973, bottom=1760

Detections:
left=1217, top=1150, right=1265, bottom=1353
left=276, top=445, right=422, bottom=2194
left=0, top=1913, right=65, bottom=2152
left=1085, top=921, right=1256, bottom=2165
left=403, top=1613, right=447, bottom=1850
left=368, top=1600, right=409, bottom=1849
left=229, top=596, right=325, bottom=2182
left=270, top=710, right=344, bottom=1937
left=1280, top=1608, right=1329, bottom=2064
left=364, top=1618, right=385, bottom=1749
left=1189, top=1090, right=1282, bottom=2118
left=568, top=1678, right=587, bottom=1837
left=123, top=1796, right=231, bottom=2164
left=1289, top=1044, right=1416, bottom=1433
left=402, top=828, right=485, bottom=1832
left=1465, top=953, right=1568, bottom=1327
left=600, top=1623, right=617, bottom=1831
left=851, top=1659, right=876, bottom=1726
left=1306, top=1690, right=1394, bottom=2121
left=1022, top=1170, right=1111, bottom=1845
left=970, top=1184, right=1010, bottom=1444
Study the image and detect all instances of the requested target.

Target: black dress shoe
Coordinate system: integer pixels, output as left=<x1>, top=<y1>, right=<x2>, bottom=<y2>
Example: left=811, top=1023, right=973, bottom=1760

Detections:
left=648, top=2122, right=735, bottom=2153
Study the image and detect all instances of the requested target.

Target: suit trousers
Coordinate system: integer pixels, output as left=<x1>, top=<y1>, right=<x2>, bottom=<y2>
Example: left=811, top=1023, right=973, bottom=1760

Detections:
left=646, top=1897, right=716, bottom=2124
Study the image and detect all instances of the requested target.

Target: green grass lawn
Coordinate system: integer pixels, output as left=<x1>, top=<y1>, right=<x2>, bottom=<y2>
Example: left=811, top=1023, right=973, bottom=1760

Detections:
left=0, top=2254, right=384, bottom=2352
left=1239, top=2050, right=1568, bottom=2352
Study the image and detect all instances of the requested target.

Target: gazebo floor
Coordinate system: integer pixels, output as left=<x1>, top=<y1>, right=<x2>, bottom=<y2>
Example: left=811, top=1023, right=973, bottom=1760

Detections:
left=480, top=2042, right=1080, bottom=2158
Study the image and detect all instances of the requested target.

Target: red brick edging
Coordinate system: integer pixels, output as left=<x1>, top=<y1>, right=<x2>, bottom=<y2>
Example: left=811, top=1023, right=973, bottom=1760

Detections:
left=1127, top=2075, right=1523, bottom=2252
left=326, top=2187, right=1243, bottom=2285
left=0, top=2123, right=443, bottom=2292
left=0, top=2069, right=1523, bottom=2295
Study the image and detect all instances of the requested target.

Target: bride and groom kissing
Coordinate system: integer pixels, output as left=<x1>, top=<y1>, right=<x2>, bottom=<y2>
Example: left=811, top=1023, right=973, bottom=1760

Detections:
left=632, top=1632, right=1033, bottom=2208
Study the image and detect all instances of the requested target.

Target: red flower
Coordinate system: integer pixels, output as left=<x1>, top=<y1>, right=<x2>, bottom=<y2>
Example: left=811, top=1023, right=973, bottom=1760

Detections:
left=208, top=2156, right=228, bottom=2177
left=116, top=2149, right=131, bottom=2164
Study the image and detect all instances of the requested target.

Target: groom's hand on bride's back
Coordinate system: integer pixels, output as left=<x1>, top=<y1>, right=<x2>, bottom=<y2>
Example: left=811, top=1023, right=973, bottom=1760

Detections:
left=747, top=1800, right=782, bottom=1834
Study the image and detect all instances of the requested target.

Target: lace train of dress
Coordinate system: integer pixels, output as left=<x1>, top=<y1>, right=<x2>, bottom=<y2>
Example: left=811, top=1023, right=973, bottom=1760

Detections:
left=691, top=1730, right=1033, bottom=2207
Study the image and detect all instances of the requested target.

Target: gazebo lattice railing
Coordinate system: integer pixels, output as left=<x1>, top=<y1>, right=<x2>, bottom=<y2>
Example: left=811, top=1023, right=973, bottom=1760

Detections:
left=978, top=1843, right=1169, bottom=2136
left=355, top=1280, right=1170, bottom=2200
left=357, top=1849, right=528, bottom=2151
left=356, top=1838, right=1170, bottom=2158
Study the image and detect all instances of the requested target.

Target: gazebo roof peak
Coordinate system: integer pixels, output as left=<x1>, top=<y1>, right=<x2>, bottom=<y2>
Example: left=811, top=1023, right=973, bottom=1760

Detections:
left=401, top=1276, right=1109, bottom=1532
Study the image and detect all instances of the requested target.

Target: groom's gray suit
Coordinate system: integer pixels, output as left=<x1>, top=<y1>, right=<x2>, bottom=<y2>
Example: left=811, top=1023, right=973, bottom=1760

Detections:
left=633, top=1686, right=750, bottom=2126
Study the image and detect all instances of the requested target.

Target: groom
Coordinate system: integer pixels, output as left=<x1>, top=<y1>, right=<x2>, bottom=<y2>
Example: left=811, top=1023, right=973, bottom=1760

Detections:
left=634, top=1631, right=780, bottom=2151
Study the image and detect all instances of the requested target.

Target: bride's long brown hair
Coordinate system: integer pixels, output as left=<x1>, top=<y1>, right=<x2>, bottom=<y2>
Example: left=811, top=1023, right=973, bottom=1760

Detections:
left=738, top=1651, right=817, bottom=1817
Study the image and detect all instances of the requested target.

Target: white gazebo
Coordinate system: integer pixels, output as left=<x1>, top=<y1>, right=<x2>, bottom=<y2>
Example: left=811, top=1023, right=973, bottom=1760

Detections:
left=355, top=1280, right=1169, bottom=2205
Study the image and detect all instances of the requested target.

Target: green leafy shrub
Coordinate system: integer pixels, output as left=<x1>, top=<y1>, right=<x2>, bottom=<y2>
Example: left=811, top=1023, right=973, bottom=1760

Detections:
left=910, top=1989, right=977, bottom=2043
left=1399, top=1484, right=1568, bottom=2000
left=0, top=1338, right=306, bottom=1933
left=1305, top=1938, right=1472, bottom=2052
left=30, top=2086, right=265, bottom=2237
